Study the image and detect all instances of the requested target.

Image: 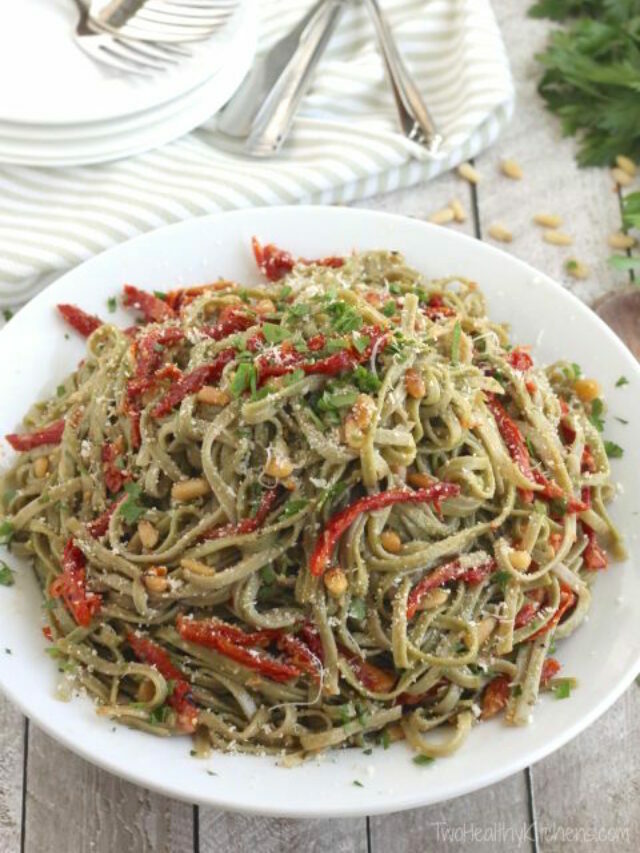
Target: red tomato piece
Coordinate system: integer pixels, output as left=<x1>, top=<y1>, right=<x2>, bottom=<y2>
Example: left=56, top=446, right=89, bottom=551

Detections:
left=57, top=304, right=102, bottom=337
left=6, top=419, right=65, bottom=452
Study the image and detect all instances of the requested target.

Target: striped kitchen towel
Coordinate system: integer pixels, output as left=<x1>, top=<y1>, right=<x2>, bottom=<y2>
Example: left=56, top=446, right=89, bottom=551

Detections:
left=0, top=0, right=514, bottom=305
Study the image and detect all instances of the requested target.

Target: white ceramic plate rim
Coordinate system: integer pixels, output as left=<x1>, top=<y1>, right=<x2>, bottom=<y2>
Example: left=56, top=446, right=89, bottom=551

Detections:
left=0, top=0, right=251, bottom=125
left=0, top=11, right=255, bottom=144
left=0, top=21, right=255, bottom=168
left=0, top=206, right=639, bottom=818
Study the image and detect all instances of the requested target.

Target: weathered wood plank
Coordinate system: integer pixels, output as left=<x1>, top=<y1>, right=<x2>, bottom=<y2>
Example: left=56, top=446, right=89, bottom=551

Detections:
left=532, top=688, right=640, bottom=853
left=23, top=724, right=194, bottom=853
left=0, top=697, right=25, bottom=853
left=369, top=774, right=534, bottom=853
left=198, top=810, right=368, bottom=853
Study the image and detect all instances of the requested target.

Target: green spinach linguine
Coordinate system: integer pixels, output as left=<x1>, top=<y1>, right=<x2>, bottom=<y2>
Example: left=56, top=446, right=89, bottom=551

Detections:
left=0, top=241, right=623, bottom=760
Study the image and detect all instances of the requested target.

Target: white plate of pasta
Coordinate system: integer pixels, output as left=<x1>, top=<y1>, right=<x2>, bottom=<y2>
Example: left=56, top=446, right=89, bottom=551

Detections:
left=0, top=206, right=638, bottom=817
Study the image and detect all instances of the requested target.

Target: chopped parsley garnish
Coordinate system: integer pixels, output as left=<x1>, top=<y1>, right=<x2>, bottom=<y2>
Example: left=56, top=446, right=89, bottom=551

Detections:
left=352, top=780, right=364, bottom=788
left=512, top=684, right=523, bottom=697
left=494, top=570, right=511, bottom=590
left=262, top=322, right=289, bottom=344
left=588, top=398, right=605, bottom=432
left=56, top=384, right=66, bottom=397
left=0, top=561, right=15, bottom=586
left=153, top=290, right=167, bottom=301
left=451, top=320, right=461, bottom=365
left=355, top=701, right=370, bottom=726
left=152, top=342, right=164, bottom=353
left=149, top=705, right=170, bottom=725
left=278, top=285, right=292, bottom=300
left=615, top=376, right=629, bottom=388
left=381, top=300, right=396, bottom=318
left=231, top=363, right=257, bottom=398
left=280, top=499, right=308, bottom=518
left=381, top=729, right=391, bottom=749
left=0, top=520, right=14, bottom=545
left=549, top=497, right=568, bottom=516
left=571, top=362, right=581, bottom=378
left=284, top=368, right=305, bottom=386
left=3, top=308, right=14, bottom=322
left=206, top=770, right=218, bottom=777
left=608, top=255, right=639, bottom=271
left=348, top=597, right=367, bottom=621
left=352, top=333, right=370, bottom=354
left=327, top=301, right=363, bottom=333
left=119, top=482, right=146, bottom=525
left=286, top=302, right=309, bottom=319
left=525, top=436, right=535, bottom=457
left=565, top=259, right=578, bottom=272
left=326, top=338, right=348, bottom=353
left=412, top=754, right=435, bottom=766
left=362, top=748, right=373, bottom=756
left=614, top=416, right=628, bottom=425
left=322, top=390, right=359, bottom=409
left=352, top=366, right=381, bottom=393
left=604, top=440, right=623, bottom=459
left=260, top=565, right=276, bottom=584
left=107, top=296, right=117, bottom=313
left=553, top=679, right=572, bottom=700
left=389, top=282, right=403, bottom=295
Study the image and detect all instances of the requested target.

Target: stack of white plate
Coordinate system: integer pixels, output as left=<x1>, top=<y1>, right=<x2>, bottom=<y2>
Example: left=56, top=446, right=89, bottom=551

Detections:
left=0, top=0, right=256, bottom=167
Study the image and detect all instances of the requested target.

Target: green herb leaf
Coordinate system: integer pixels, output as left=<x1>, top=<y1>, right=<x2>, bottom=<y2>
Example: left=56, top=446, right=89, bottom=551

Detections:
left=2, top=489, right=16, bottom=508
left=608, top=254, right=640, bottom=271
left=553, top=679, right=572, bottom=700
left=0, top=520, right=14, bottom=545
left=262, top=323, right=288, bottom=344
left=381, top=729, right=391, bottom=750
left=382, top=300, right=396, bottom=318
left=512, top=684, right=523, bottom=697
left=614, top=416, right=628, bottom=425
left=119, top=482, right=146, bottom=525
left=352, top=780, right=364, bottom=788
left=570, top=362, right=581, bottom=379
left=362, top=747, right=373, bottom=756
left=451, top=321, right=461, bottom=365
left=107, top=296, right=117, bottom=313
left=531, top=7, right=640, bottom=166
left=231, top=363, right=256, bottom=398
left=2, top=308, right=14, bottom=322
left=588, top=398, right=605, bottom=432
left=352, top=366, right=381, bottom=394
left=326, top=338, right=348, bottom=353
left=0, top=561, right=15, bottom=586
left=280, top=499, right=308, bottom=518
left=324, top=390, right=359, bottom=409
left=604, top=440, right=624, bottom=458
left=494, top=570, right=511, bottom=590
left=348, top=597, right=367, bottom=622
left=153, top=290, right=167, bottom=301
left=412, top=754, right=435, bottom=766
left=278, top=285, right=292, bottom=300
left=352, top=333, right=370, bottom=355
left=550, top=497, right=568, bottom=516
left=284, top=368, right=305, bottom=386
left=149, top=705, right=170, bottom=725
left=260, top=565, right=276, bottom=585
left=615, top=376, right=629, bottom=387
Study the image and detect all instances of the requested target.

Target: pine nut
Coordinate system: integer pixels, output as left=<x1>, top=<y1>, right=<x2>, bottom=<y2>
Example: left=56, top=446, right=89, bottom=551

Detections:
left=450, top=198, right=467, bottom=222
left=254, top=298, right=276, bottom=316
left=181, top=557, right=216, bottom=576
left=543, top=229, right=573, bottom=246
left=457, top=162, right=481, bottom=184
left=197, top=386, right=230, bottom=406
left=428, top=207, right=455, bottom=225
left=574, top=378, right=601, bottom=403
left=264, top=451, right=294, bottom=479
left=476, top=616, right=497, bottom=646
left=533, top=213, right=562, bottom=228
left=608, top=232, right=636, bottom=250
left=616, top=155, right=637, bottom=177
left=405, top=368, right=426, bottom=399
left=380, top=530, right=402, bottom=553
left=611, top=167, right=633, bottom=187
left=565, top=259, right=589, bottom=280
left=352, top=394, right=376, bottom=429
left=407, top=472, right=434, bottom=489
left=33, top=456, right=49, bottom=478
left=171, top=478, right=210, bottom=502
left=136, top=679, right=155, bottom=702
left=418, top=588, right=449, bottom=610
left=138, top=520, right=159, bottom=550
left=488, top=223, right=513, bottom=243
left=509, top=549, right=531, bottom=571
left=324, top=567, right=348, bottom=598
left=501, top=159, right=523, bottom=180
left=144, top=572, right=168, bottom=594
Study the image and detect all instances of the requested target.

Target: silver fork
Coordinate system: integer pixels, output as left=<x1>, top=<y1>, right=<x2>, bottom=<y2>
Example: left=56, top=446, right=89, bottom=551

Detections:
left=71, top=0, right=189, bottom=76
left=89, top=0, right=239, bottom=42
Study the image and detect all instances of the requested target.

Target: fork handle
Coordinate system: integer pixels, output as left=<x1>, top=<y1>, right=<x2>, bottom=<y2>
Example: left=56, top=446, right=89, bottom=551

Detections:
left=245, top=0, right=347, bottom=157
left=363, top=0, right=441, bottom=151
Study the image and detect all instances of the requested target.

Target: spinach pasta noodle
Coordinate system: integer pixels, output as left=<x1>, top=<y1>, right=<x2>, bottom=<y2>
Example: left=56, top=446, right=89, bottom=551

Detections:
left=0, top=243, right=623, bottom=761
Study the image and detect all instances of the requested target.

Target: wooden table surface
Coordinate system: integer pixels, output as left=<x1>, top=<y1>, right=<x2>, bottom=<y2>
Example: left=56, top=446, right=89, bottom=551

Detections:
left=1, top=2, right=638, bottom=851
